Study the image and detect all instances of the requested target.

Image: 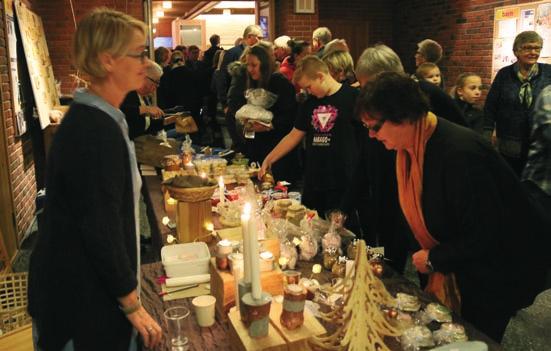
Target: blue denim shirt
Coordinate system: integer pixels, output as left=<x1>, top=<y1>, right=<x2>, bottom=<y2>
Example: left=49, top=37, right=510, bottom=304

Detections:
left=73, top=89, right=142, bottom=283
left=522, top=85, right=551, bottom=196
left=484, top=62, right=551, bottom=161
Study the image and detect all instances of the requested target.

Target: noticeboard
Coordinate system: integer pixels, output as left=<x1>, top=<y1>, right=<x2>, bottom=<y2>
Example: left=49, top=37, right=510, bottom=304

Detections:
left=492, top=1, right=551, bottom=79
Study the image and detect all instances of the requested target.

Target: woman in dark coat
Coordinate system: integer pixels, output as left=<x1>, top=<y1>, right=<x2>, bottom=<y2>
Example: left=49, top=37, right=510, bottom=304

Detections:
left=240, top=44, right=300, bottom=182
left=28, top=9, right=161, bottom=351
left=357, top=72, right=549, bottom=342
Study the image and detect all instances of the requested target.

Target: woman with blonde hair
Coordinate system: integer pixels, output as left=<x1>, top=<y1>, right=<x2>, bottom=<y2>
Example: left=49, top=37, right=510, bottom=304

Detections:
left=28, top=8, right=161, bottom=350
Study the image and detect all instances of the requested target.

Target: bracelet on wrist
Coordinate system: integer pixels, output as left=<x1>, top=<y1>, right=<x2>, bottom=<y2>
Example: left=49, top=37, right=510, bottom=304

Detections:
left=120, top=300, right=141, bottom=315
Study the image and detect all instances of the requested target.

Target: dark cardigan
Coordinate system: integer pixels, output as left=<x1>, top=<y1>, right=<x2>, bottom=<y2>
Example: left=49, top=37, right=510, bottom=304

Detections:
left=423, top=118, right=548, bottom=340
left=120, top=91, right=164, bottom=140
left=28, top=103, right=138, bottom=351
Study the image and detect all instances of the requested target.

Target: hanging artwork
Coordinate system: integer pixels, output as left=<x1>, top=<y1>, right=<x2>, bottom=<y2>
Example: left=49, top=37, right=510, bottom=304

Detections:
left=14, top=0, right=59, bottom=129
left=4, top=0, right=25, bottom=135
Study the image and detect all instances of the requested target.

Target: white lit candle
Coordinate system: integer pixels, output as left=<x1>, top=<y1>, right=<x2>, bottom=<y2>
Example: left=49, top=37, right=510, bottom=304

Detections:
left=166, top=197, right=177, bottom=219
left=249, top=206, right=261, bottom=300
left=218, top=176, right=225, bottom=204
left=241, top=203, right=252, bottom=283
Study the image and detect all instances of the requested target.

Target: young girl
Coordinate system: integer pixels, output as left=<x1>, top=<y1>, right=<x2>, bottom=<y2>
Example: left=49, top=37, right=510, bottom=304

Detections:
left=416, top=62, right=442, bottom=87
left=453, top=73, right=483, bottom=134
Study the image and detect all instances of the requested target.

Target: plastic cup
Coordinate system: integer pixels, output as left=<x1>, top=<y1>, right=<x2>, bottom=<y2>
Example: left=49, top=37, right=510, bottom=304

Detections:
left=164, top=306, right=190, bottom=351
left=192, top=295, right=216, bottom=327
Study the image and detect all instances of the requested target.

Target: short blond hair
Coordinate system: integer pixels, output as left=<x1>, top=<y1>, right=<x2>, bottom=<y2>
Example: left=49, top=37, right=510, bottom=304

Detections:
left=322, top=49, right=354, bottom=81
left=73, top=8, right=146, bottom=79
left=312, top=27, right=332, bottom=45
left=292, top=55, right=329, bottom=84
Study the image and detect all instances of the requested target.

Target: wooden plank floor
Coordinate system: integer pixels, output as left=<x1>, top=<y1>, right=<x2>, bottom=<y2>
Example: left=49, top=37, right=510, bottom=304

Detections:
left=0, top=324, right=33, bottom=351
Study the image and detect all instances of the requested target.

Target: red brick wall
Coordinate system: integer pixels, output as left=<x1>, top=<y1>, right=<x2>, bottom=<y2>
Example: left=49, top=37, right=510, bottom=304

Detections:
left=393, top=0, right=534, bottom=95
left=1, top=1, right=36, bottom=243
left=275, top=0, right=319, bottom=41
left=32, top=0, right=144, bottom=95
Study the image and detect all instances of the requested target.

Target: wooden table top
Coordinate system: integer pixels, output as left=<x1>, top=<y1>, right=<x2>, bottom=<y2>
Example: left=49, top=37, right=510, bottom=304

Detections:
left=140, top=172, right=502, bottom=351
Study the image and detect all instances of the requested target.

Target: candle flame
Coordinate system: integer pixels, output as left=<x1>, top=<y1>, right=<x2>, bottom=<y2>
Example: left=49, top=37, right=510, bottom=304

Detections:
left=162, top=216, right=170, bottom=225
left=205, top=222, right=214, bottom=232
left=200, top=172, right=207, bottom=178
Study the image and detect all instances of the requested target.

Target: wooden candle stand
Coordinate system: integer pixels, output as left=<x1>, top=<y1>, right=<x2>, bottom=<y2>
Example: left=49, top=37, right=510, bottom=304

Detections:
left=176, top=199, right=213, bottom=243
left=227, top=301, right=326, bottom=351
left=209, top=258, right=283, bottom=319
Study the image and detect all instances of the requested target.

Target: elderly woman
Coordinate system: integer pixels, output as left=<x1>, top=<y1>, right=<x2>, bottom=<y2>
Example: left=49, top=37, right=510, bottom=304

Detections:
left=484, top=31, right=551, bottom=176
left=357, top=72, right=548, bottom=341
left=28, top=8, right=161, bottom=350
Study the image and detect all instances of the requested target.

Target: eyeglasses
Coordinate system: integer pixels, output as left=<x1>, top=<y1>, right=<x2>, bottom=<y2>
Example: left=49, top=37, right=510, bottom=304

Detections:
left=126, top=50, right=148, bottom=63
left=361, top=119, right=385, bottom=133
left=147, top=76, right=160, bottom=86
left=520, top=45, right=542, bottom=53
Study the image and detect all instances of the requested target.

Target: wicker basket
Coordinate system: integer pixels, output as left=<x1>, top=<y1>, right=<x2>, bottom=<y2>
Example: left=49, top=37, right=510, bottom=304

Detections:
left=164, top=184, right=217, bottom=202
left=0, top=272, right=31, bottom=337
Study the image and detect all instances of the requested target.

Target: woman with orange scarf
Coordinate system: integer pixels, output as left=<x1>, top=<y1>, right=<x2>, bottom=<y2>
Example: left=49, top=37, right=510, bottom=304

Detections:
left=356, top=72, right=549, bottom=342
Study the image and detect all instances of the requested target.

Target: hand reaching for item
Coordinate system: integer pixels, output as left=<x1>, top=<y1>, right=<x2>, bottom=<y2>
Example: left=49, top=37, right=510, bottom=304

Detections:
left=258, top=158, right=271, bottom=180
left=141, top=106, right=165, bottom=119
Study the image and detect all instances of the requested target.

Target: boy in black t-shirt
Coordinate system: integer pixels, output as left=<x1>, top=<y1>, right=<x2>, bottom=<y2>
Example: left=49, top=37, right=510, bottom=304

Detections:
left=259, top=56, right=360, bottom=216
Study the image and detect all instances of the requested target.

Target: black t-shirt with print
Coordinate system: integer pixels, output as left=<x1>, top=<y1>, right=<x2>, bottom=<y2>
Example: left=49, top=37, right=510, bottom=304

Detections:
left=294, top=83, right=360, bottom=192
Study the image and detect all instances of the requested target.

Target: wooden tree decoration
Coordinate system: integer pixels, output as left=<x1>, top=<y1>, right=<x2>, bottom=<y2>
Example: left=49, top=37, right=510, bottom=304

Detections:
left=310, top=240, right=401, bottom=351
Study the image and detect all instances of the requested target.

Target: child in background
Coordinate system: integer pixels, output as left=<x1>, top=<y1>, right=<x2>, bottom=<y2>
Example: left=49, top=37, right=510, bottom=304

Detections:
left=259, top=56, right=360, bottom=216
left=416, top=62, right=442, bottom=87
left=452, top=73, right=484, bottom=134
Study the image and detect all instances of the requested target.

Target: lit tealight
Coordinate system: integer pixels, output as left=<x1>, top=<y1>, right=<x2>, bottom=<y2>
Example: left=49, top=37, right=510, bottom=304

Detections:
left=205, top=222, right=214, bottom=232
left=278, top=257, right=289, bottom=266
left=167, top=234, right=175, bottom=244
left=312, top=264, right=322, bottom=274
left=260, top=251, right=273, bottom=260
left=162, top=216, right=170, bottom=226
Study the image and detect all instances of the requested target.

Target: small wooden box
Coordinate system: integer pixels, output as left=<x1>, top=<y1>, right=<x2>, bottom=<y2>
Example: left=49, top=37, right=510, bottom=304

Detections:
left=227, top=302, right=326, bottom=351
left=209, top=258, right=284, bottom=316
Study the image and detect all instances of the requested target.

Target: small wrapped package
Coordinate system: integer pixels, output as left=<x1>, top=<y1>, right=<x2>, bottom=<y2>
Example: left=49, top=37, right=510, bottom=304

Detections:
left=299, top=233, right=318, bottom=261
left=280, top=240, right=298, bottom=270
left=433, top=323, right=468, bottom=345
left=400, top=326, right=435, bottom=351
left=235, top=88, right=278, bottom=125
left=424, top=303, right=453, bottom=323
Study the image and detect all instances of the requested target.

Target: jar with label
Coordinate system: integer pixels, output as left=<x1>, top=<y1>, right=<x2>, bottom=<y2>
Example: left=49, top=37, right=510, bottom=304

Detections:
left=280, top=284, right=307, bottom=329
left=323, top=247, right=338, bottom=270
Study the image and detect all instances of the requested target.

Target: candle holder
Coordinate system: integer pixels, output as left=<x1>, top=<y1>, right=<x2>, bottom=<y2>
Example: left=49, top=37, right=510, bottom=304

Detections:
left=280, top=284, right=307, bottom=330
left=283, top=270, right=301, bottom=286
left=216, top=253, right=229, bottom=270
left=238, top=280, right=252, bottom=322
left=241, top=292, right=272, bottom=337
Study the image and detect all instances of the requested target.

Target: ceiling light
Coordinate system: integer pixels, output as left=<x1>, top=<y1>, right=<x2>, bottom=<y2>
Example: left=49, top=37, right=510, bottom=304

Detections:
left=162, top=1, right=172, bottom=9
left=153, top=28, right=157, bottom=34
left=156, top=10, right=164, bottom=17
left=152, top=17, right=159, bottom=24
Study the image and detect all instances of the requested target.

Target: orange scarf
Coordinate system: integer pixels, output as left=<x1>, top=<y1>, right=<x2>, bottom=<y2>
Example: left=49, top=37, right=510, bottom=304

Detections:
left=396, top=112, right=461, bottom=313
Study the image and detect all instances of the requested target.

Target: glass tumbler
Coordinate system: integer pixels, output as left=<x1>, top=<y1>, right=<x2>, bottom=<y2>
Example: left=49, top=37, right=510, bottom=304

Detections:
left=164, top=306, right=191, bottom=351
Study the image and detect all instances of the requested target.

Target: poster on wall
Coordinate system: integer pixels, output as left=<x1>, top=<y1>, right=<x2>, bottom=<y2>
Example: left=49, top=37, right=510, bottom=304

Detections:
left=14, top=0, right=59, bottom=129
left=520, top=9, right=535, bottom=31
left=4, top=0, right=26, bottom=136
left=536, top=3, right=551, bottom=57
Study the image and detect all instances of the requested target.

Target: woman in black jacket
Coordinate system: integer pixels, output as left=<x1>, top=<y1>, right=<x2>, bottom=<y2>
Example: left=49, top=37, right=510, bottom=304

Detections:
left=240, top=44, right=300, bottom=182
left=28, top=9, right=161, bottom=351
left=357, top=72, right=548, bottom=342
